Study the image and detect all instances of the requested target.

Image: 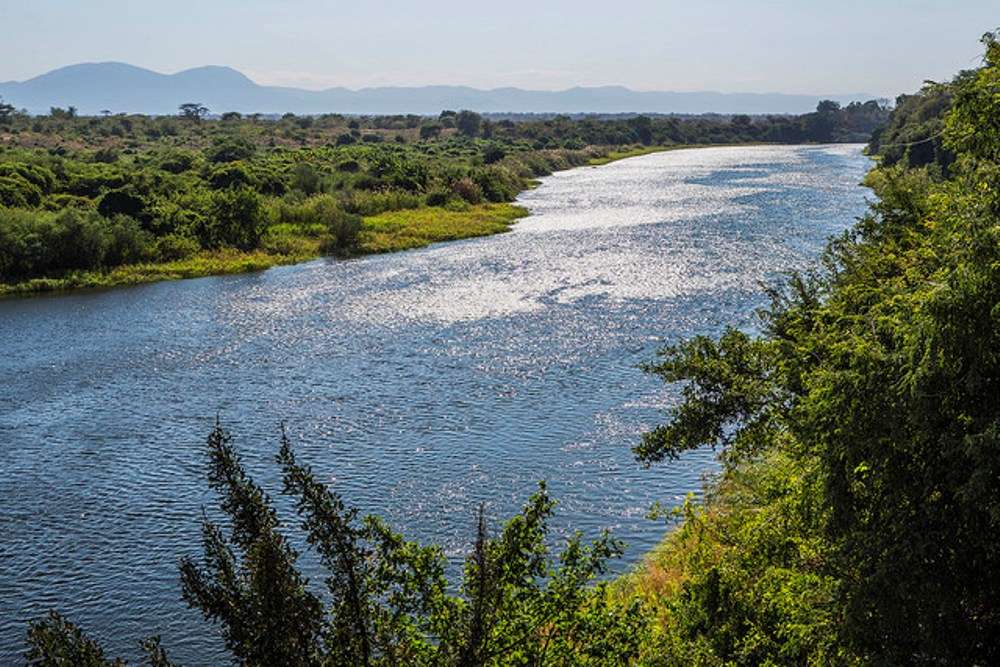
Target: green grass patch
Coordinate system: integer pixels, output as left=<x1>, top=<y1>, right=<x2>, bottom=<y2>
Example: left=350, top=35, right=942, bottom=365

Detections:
left=587, top=145, right=680, bottom=166
left=357, top=203, right=529, bottom=254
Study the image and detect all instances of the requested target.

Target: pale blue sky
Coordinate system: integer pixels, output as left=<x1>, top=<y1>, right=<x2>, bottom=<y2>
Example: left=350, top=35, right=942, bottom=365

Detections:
left=2, top=1, right=995, bottom=95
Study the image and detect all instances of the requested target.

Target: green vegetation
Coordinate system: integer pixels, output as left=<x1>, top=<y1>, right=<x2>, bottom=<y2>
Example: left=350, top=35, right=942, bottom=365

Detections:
left=26, top=423, right=645, bottom=666
left=0, top=101, right=886, bottom=295
left=616, top=32, right=1000, bottom=665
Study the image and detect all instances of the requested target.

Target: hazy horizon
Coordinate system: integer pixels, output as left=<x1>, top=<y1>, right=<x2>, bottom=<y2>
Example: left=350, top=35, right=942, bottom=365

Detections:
left=2, top=1, right=996, bottom=98
left=3, top=61, right=881, bottom=98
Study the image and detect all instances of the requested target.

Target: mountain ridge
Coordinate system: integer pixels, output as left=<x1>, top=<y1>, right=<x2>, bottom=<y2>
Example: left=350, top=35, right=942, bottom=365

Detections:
left=0, top=62, right=876, bottom=116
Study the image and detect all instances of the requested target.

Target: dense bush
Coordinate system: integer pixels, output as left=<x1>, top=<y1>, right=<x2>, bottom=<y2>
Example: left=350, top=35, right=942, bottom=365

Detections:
left=153, top=233, right=200, bottom=261
left=451, top=177, right=483, bottom=204
left=0, top=162, right=56, bottom=193
left=198, top=187, right=266, bottom=250
left=206, top=136, right=256, bottom=163
left=0, top=208, right=149, bottom=278
left=0, top=174, right=42, bottom=207
left=473, top=165, right=521, bottom=202
left=208, top=162, right=256, bottom=190
left=97, top=187, right=147, bottom=220
left=157, top=149, right=198, bottom=174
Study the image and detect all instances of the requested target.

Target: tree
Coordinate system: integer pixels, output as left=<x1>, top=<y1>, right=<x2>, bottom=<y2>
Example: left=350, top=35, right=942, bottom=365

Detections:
left=0, top=97, right=17, bottom=124
left=178, top=102, right=209, bottom=121
left=635, top=36, right=1000, bottom=663
left=197, top=187, right=266, bottom=250
left=731, top=114, right=752, bottom=128
left=627, top=115, right=653, bottom=145
left=419, top=123, right=442, bottom=140
left=27, top=422, right=646, bottom=666
left=816, top=99, right=841, bottom=114
left=456, top=110, right=482, bottom=137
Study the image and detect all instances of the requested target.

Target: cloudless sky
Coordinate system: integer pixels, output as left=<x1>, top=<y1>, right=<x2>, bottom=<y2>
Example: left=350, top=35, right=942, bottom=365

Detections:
left=2, top=1, right=996, bottom=96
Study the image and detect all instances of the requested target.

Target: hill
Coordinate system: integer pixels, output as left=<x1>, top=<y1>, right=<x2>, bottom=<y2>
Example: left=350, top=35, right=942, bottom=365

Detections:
left=0, top=62, right=873, bottom=116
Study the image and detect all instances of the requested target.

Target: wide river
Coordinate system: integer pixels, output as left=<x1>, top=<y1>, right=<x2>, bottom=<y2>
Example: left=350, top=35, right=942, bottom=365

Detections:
left=0, top=144, right=871, bottom=663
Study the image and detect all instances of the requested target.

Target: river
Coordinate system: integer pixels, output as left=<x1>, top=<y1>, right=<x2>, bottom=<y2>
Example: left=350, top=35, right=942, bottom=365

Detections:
left=0, top=144, right=871, bottom=663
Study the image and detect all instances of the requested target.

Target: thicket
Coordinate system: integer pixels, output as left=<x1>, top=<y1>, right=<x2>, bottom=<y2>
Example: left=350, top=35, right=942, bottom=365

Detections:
left=623, top=33, right=1000, bottom=665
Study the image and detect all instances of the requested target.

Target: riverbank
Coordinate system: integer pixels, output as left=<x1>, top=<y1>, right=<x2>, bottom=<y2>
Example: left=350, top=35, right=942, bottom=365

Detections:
left=0, top=146, right=677, bottom=297
left=0, top=202, right=530, bottom=295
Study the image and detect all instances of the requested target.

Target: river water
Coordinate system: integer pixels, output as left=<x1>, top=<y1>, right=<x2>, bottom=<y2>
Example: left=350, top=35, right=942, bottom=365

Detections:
left=0, top=144, right=871, bottom=663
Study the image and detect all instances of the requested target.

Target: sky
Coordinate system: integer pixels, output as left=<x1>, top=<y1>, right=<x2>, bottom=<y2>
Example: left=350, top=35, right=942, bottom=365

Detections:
left=1, top=0, right=996, bottom=96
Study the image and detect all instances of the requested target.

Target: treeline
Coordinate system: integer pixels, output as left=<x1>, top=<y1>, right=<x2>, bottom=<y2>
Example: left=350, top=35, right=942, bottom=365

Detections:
left=0, top=100, right=887, bottom=151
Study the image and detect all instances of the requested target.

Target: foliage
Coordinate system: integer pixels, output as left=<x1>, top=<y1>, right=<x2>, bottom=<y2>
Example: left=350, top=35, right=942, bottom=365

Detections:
left=628, top=33, right=1000, bottom=665
left=198, top=187, right=266, bottom=250
left=28, top=423, right=645, bottom=666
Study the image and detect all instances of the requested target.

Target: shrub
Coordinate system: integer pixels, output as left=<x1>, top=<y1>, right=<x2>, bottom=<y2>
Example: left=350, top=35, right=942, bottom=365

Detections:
left=261, top=228, right=315, bottom=256
left=92, top=147, right=119, bottom=163
left=252, top=167, right=288, bottom=196
left=425, top=188, right=452, bottom=206
left=206, top=137, right=255, bottom=163
left=103, top=215, right=153, bottom=266
left=473, top=165, right=521, bottom=202
left=208, top=162, right=256, bottom=190
left=336, top=159, right=360, bottom=173
left=451, top=176, right=483, bottom=204
left=318, top=211, right=362, bottom=254
left=0, top=207, right=149, bottom=279
left=0, top=174, right=42, bottom=207
left=154, top=233, right=201, bottom=261
left=341, top=189, right=422, bottom=216
left=198, top=187, right=266, bottom=250
left=97, top=188, right=147, bottom=220
left=291, top=162, right=322, bottom=195
left=420, top=123, right=442, bottom=139
left=483, top=144, right=506, bottom=164
left=25, top=423, right=645, bottom=666
left=43, top=194, right=95, bottom=211
left=0, top=162, right=56, bottom=193
left=157, top=150, right=198, bottom=174
left=65, top=163, right=126, bottom=197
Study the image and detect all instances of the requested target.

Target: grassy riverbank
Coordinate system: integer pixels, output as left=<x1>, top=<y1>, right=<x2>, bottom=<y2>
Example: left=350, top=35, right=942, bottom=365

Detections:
left=0, top=145, right=642, bottom=297
left=0, top=202, right=530, bottom=295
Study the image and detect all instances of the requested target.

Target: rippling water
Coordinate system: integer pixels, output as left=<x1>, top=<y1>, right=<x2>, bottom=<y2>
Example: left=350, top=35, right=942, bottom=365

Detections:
left=0, top=144, right=871, bottom=663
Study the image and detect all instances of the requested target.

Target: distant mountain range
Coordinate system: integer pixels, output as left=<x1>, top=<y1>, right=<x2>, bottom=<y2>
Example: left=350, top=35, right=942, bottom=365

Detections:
left=0, top=62, right=874, bottom=116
